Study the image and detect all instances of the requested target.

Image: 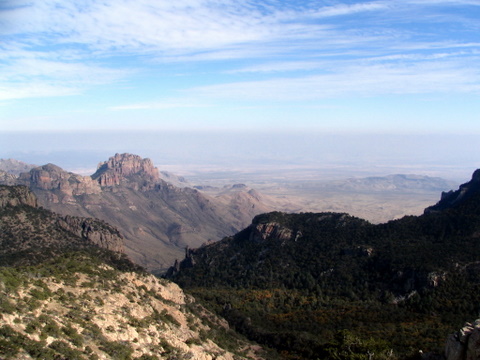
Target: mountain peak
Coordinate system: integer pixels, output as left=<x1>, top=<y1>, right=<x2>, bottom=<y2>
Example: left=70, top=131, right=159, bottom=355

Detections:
left=92, top=153, right=160, bottom=187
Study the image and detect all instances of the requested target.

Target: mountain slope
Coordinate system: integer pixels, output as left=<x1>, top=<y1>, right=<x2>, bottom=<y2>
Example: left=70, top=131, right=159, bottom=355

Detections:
left=168, top=169, right=480, bottom=359
left=0, top=253, right=266, bottom=360
left=0, top=184, right=267, bottom=360
left=9, top=153, right=268, bottom=273
left=0, top=185, right=125, bottom=267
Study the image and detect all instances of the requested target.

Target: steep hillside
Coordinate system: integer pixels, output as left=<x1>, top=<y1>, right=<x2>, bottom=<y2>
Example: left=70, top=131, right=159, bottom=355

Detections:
left=0, top=184, right=267, bottom=360
left=0, top=253, right=266, bottom=360
left=8, top=153, right=268, bottom=272
left=168, top=169, right=480, bottom=359
left=0, top=185, right=125, bottom=266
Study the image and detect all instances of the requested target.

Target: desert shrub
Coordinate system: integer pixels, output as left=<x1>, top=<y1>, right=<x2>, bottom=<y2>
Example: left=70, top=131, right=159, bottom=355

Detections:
left=136, top=355, right=160, bottom=360
left=25, top=318, right=42, bottom=334
left=29, top=287, right=52, bottom=300
left=49, top=340, right=85, bottom=360
left=0, top=294, right=16, bottom=314
left=99, top=340, right=133, bottom=360
left=62, top=325, right=84, bottom=346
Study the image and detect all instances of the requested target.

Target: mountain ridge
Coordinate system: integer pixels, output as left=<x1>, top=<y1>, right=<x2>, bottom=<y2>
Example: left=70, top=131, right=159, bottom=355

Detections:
left=1, top=153, right=268, bottom=272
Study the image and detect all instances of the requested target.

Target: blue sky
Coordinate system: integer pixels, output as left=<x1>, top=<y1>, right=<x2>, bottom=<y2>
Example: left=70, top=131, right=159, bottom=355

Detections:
left=1, top=0, right=480, bottom=134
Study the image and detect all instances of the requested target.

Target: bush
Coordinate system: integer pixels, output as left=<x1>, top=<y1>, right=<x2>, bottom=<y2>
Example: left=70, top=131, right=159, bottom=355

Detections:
left=99, top=340, right=133, bottom=360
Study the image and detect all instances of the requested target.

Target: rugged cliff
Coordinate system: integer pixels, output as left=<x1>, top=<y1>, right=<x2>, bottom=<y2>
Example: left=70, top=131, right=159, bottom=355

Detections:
left=0, top=185, right=124, bottom=265
left=425, top=169, right=480, bottom=214
left=92, top=153, right=160, bottom=188
left=445, top=320, right=480, bottom=360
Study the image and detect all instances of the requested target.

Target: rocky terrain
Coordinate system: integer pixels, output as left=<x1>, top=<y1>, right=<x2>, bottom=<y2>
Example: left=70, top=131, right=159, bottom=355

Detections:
left=0, top=184, right=266, bottom=360
left=0, top=256, right=264, bottom=360
left=2, top=154, right=269, bottom=273
left=446, top=319, right=480, bottom=360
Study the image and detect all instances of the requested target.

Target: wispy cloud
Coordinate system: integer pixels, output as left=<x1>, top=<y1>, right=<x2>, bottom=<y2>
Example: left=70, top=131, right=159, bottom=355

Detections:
left=109, top=98, right=210, bottom=111
left=0, top=47, right=130, bottom=100
left=191, top=57, right=480, bottom=101
left=1, top=0, right=480, bottom=102
left=309, top=2, right=389, bottom=18
left=226, top=61, right=327, bottom=74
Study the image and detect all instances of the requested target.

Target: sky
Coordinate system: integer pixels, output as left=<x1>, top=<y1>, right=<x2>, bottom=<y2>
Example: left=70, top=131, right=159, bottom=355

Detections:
left=1, top=0, right=480, bottom=180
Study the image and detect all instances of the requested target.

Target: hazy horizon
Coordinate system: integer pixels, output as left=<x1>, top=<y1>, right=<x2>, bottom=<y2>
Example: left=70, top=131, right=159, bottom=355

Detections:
left=1, top=130, right=478, bottom=184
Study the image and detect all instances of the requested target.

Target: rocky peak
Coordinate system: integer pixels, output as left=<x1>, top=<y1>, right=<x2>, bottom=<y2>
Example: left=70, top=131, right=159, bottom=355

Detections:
left=17, top=163, right=101, bottom=203
left=425, top=169, right=480, bottom=214
left=92, top=153, right=160, bottom=188
left=20, top=163, right=66, bottom=190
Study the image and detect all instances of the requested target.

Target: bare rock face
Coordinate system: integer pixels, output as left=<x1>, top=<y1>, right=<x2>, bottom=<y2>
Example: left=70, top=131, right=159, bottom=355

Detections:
left=445, top=320, right=480, bottom=360
left=249, top=222, right=294, bottom=242
left=0, top=185, right=38, bottom=208
left=56, top=215, right=125, bottom=253
left=92, top=153, right=160, bottom=189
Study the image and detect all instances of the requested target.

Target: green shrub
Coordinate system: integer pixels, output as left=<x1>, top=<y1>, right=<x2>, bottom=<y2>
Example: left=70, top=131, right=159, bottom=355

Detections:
left=99, top=340, right=133, bottom=360
left=49, top=340, right=85, bottom=360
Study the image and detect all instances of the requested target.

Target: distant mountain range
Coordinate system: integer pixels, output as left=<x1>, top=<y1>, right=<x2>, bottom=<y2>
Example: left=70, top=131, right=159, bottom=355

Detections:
left=324, top=173, right=458, bottom=193
left=168, top=169, right=480, bottom=359
left=0, top=153, right=270, bottom=272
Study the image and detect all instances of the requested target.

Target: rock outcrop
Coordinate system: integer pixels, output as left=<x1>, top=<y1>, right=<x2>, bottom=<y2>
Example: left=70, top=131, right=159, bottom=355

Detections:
left=56, top=215, right=125, bottom=253
left=249, top=222, right=294, bottom=242
left=0, top=170, right=17, bottom=186
left=445, top=320, right=480, bottom=360
left=0, top=185, right=38, bottom=208
left=92, top=153, right=160, bottom=189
